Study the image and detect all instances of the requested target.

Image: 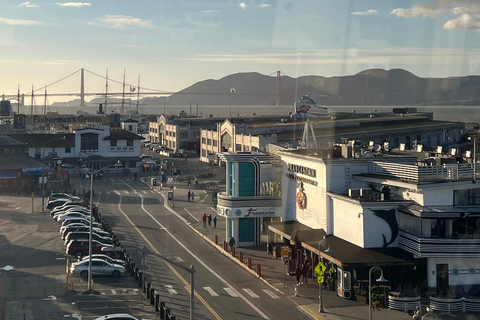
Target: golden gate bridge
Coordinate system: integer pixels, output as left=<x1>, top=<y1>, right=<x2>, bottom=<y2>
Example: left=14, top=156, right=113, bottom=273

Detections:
left=2, top=69, right=283, bottom=115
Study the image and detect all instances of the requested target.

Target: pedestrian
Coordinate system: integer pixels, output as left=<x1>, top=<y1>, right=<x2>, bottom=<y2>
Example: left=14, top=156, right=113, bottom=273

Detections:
left=207, top=214, right=212, bottom=227
left=133, top=171, right=137, bottom=180
left=195, top=177, right=198, bottom=188
left=213, top=215, right=217, bottom=228
left=191, top=191, right=195, bottom=201
left=187, top=190, right=191, bottom=202
left=202, top=213, right=207, bottom=228
left=302, top=263, right=308, bottom=285
left=296, top=264, right=303, bottom=285
left=187, top=179, right=191, bottom=188
left=228, top=236, right=235, bottom=248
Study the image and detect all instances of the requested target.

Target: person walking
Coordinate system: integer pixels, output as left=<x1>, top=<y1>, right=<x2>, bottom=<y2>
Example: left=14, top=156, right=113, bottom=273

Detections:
left=187, top=190, right=191, bottom=202
left=302, top=263, right=308, bottom=285
left=202, top=213, right=207, bottom=228
left=133, top=171, right=137, bottom=180
left=191, top=191, right=195, bottom=202
left=207, top=214, right=212, bottom=227
left=296, top=264, right=303, bottom=285
left=195, top=177, right=198, bottom=188
left=213, top=215, right=217, bottom=228
left=187, top=179, right=191, bottom=188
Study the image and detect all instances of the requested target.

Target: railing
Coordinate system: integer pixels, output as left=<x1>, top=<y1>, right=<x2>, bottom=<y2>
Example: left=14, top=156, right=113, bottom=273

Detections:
left=368, top=161, right=480, bottom=183
left=388, top=295, right=421, bottom=312
left=429, top=296, right=480, bottom=312
left=399, top=230, right=480, bottom=258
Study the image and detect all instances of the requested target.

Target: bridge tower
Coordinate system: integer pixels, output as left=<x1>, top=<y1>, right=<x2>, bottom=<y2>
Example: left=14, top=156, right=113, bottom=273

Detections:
left=80, top=68, right=85, bottom=107
left=276, top=70, right=281, bottom=106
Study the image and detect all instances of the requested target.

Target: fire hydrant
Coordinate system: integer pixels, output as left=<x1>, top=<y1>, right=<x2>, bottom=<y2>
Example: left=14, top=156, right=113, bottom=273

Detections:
left=294, top=285, right=299, bottom=297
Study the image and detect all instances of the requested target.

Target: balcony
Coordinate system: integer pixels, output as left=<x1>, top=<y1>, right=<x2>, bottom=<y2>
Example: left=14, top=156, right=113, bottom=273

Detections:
left=217, top=192, right=282, bottom=210
left=398, top=230, right=480, bottom=258
left=368, top=161, right=480, bottom=184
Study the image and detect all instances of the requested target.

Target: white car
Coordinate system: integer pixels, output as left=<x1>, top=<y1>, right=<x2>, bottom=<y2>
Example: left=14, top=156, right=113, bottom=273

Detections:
left=80, top=254, right=126, bottom=267
left=70, top=258, right=125, bottom=278
left=93, top=314, right=139, bottom=320
left=56, top=211, right=94, bottom=223
left=53, top=207, right=91, bottom=221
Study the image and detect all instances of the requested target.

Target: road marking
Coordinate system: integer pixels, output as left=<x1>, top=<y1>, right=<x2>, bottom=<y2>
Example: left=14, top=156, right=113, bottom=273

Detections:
left=184, top=208, right=199, bottom=221
left=142, top=190, right=148, bottom=194
left=165, top=285, right=177, bottom=295
left=120, top=184, right=269, bottom=320
left=224, top=287, right=239, bottom=297
left=111, top=289, right=117, bottom=294
left=123, top=190, right=129, bottom=194
left=204, top=287, right=219, bottom=296
left=209, top=207, right=217, bottom=212
left=106, top=191, right=111, bottom=195
left=262, top=289, right=279, bottom=299
left=243, top=288, right=259, bottom=298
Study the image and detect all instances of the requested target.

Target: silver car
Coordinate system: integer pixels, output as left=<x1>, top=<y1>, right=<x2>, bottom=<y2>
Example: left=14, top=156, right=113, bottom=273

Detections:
left=70, top=258, right=125, bottom=278
left=80, top=254, right=126, bottom=268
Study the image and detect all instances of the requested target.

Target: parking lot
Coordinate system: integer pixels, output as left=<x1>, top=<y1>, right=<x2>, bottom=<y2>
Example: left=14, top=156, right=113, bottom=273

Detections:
left=0, top=192, right=157, bottom=320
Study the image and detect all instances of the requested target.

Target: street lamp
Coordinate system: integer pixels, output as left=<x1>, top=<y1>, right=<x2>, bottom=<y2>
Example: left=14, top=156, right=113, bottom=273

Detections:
left=229, top=88, right=235, bottom=118
left=41, top=136, right=65, bottom=213
left=82, top=164, right=103, bottom=292
left=369, top=266, right=388, bottom=320
left=318, top=236, right=333, bottom=313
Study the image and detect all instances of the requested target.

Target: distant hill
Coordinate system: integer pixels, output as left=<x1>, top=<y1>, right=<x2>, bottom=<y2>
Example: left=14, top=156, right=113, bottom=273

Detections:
left=55, top=68, right=480, bottom=107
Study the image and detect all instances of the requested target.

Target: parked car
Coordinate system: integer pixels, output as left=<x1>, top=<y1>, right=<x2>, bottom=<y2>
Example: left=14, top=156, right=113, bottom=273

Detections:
left=93, top=314, right=139, bottom=320
left=51, top=204, right=88, bottom=217
left=61, top=225, right=109, bottom=239
left=64, top=231, right=113, bottom=246
left=53, top=207, right=90, bottom=220
left=47, top=198, right=73, bottom=209
left=80, top=254, right=126, bottom=268
left=66, top=239, right=114, bottom=258
left=61, top=217, right=102, bottom=228
left=56, top=211, right=94, bottom=223
left=48, top=192, right=81, bottom=203
left=70, top=258, right=126, bottom=278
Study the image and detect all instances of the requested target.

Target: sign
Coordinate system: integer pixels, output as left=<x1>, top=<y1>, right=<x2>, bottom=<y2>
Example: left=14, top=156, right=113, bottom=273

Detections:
left=216, top=205, right=278, bottom=218
left=315, top=262, right=327, bottom=276
left=168, top=192, right=173, bottom=200
left=317, top=275, right=324, bottom=283
left=281, top=246, right=290, bottom=259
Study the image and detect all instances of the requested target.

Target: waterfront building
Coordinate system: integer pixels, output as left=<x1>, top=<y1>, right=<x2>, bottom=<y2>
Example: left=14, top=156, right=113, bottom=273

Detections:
left=217, top=145, right=480, bottom=299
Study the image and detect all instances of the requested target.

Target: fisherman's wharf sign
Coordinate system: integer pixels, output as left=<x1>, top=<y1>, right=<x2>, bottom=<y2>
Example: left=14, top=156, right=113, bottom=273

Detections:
left=217, top=205, right=277, bottom=218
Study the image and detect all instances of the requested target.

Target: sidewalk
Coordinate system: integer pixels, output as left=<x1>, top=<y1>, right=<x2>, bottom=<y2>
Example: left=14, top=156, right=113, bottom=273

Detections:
left=149, top=179, right=423, bottom=320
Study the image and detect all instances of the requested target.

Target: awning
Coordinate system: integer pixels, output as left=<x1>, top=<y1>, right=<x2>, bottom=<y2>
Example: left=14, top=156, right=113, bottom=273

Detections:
left=302, top=236, right=416, bottom=268
left=268, top=221, right=313, bottom=242
left=22, top=166, right=50, bottom=176
left=0, top=172, right=17, bottom=179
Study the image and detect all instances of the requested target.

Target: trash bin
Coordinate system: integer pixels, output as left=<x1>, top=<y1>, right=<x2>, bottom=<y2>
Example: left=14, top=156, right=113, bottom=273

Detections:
left=151, top=178, right=157, bottom=186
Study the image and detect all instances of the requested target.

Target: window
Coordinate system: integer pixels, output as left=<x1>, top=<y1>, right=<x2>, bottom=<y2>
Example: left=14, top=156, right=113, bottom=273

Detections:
left=236, top=143, right=242, bottom=151
left=128, top=125, right=133, bottom=131
left=65, top=147, right=71, bottom=153
left=180, top=132, right=188, bottom=138
left=207, top=138, right=212, bottom=145
left=127, top=139, right=133, bottom=146
left=81, top=133, right=99, bottom=152
left=202, top=149, right=206, bottom=157
left=213, top=139, right=218, bottom=147
left=202, top=137, right=206, bottom=144
left=454, top=189, right=480, bottom=205
left=110, top=140, right=117, bottom=146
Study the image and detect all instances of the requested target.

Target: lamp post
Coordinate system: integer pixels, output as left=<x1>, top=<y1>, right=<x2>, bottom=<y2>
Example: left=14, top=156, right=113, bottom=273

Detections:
left=468, top=135, right=477, bottom=183
left=369, top=266, right=388, bottom=320
left=318, top=236, right=333, bottom=313
left=82, top=164, right=103, bottom=292
left=41, top=136, right=65, bottom=213
left=229, top=88, right=235, bottom=118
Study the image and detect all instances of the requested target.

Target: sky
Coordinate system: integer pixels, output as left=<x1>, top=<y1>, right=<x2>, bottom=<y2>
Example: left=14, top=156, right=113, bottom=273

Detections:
left=1, top=0, right=480, bottom=101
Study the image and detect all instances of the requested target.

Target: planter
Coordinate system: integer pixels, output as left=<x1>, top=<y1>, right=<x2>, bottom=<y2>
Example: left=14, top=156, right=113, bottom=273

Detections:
left=357, top=295, right=369, bottom=304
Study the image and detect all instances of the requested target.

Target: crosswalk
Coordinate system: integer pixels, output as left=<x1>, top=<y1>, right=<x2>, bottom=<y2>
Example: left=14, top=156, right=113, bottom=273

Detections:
left=100, top=189, right=158, bottom=196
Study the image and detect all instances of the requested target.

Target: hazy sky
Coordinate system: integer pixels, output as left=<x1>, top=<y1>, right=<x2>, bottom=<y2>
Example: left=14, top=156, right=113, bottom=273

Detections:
left=1, top=0, right=480, bottom=100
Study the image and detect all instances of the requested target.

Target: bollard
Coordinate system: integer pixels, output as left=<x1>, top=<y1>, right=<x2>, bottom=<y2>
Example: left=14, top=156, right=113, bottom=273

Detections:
left=131, top=263, right=136, bottom=276
left=165, top=308, right=170, bottom=319
left=155, top=295, right=160, bottom=311
left=126, top=259, right=131, bottom=272
left=170, top=316, right=176, bottom=320
left=147, top=282, right=151, bottom=296
left=159, top=302, right=165, bottom=320
left=223, top=241, right=227, bottom=251
left=71, top=281, right=74, bottom=291
left=257, top=264, right=261, bottom=277
left=138, top=272, right=143, bottom=288
left=214, top=234, right=218, bottom=245
left=240, top=252, right=243, bottom=264
left=150, top=288, right=155, bottom=305
left=294, top=285, right=299, bottom=297
left=134, top=267, right=139, bottom=281
left=231, top=246, right=235, bottom=257
left=248, top=257, right=252, bottom=269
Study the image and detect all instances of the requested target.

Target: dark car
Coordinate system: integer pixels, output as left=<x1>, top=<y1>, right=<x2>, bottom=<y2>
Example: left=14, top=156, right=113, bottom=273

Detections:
left=64, top=231, right=113, bottom=246
left=66, top=239, right=114, bottom=258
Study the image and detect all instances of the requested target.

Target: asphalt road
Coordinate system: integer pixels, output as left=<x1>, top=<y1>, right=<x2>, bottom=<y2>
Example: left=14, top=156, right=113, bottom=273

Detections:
left=0, top=156, right=311, bottom=320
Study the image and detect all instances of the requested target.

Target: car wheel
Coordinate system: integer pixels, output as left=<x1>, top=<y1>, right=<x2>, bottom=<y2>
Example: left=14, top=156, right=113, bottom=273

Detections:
left=75, top=251, right=83, bottom=259
left=112, top=270, right=121, bottom=278
left=80, top=270, right=88, bottom=279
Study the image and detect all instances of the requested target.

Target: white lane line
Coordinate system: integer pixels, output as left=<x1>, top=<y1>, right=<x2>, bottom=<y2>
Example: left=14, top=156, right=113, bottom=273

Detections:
left=122, top=182, right=269, bottom=320
left=204, top=287, right=219, bottom=297
left=123, top=190, right=129, bottom=194
left=106, top=191, right=111, bottom=195
left=262, top=289, right=279, bottom=299
left=224, top=287, right=239, bottom=297
left=209, top=207, right=217, bottom=212
left=243, top=289, right=259, bottom=298
left=111, top=289, right=117, bottom=294
left=142, top=190, right=148, bottom=194
left=165, top=285, right=177, bottom=295
left=184, top=208, right=199, bottom=221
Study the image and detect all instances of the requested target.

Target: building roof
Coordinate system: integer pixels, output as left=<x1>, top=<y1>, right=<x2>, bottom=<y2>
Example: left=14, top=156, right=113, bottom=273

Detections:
left=0, top=136, right=24, bottom=146
left=123, top=118, right=138, bottom=123
left=104, top=129, right=144, bottom=140
left=0, top=154, right=46, bottom=171
left=7, top=134, right=75, bottom=147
